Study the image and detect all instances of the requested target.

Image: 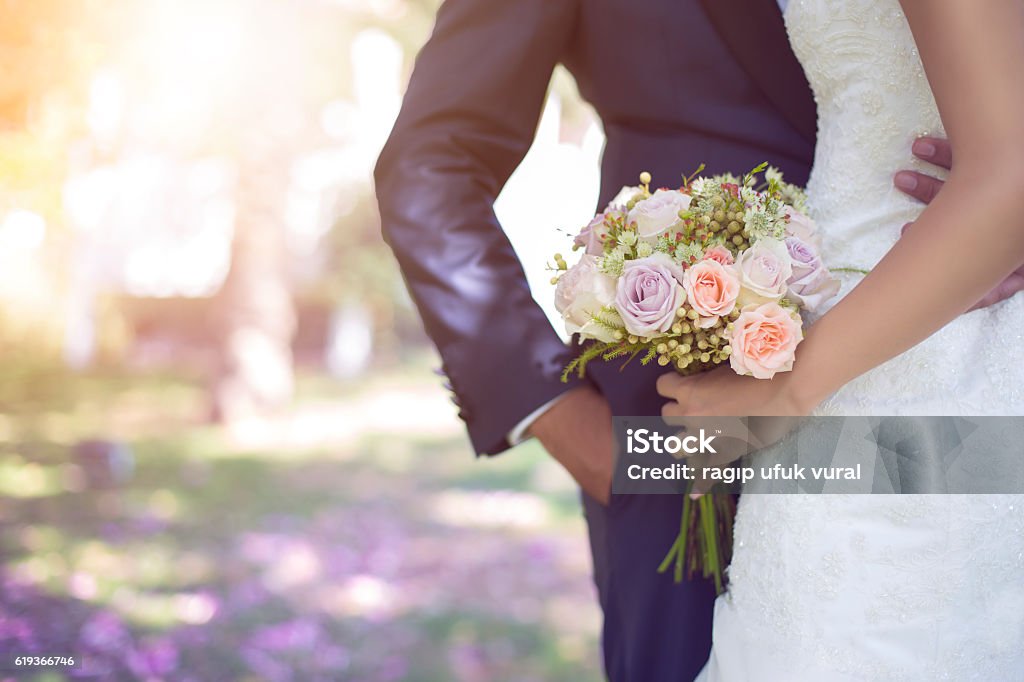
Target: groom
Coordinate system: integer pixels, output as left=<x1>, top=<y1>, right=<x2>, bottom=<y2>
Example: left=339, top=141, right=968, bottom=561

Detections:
left=374, top=0, right=1024, bottom=679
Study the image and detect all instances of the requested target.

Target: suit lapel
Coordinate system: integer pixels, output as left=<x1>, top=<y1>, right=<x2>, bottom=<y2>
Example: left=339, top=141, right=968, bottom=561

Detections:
left=697, top=0, right=817, bottom=144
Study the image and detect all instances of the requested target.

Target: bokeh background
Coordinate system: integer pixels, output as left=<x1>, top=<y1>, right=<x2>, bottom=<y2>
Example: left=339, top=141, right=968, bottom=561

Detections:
left=0, top=0, right=608, bottom=679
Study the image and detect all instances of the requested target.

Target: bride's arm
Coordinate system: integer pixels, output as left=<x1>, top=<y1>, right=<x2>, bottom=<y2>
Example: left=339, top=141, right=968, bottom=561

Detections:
left=658, top=0, right=1024, bottom=416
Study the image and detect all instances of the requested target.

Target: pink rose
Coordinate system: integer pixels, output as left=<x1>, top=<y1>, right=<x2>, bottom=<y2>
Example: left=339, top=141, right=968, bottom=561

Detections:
left=702, top=245, right=735, bottom=266
left=574, top=213, right=609, bottom=256
left=614, top=253, right=686, bottom=338
left=784, top=237, right=841, bottom=312
left=735, top=238, right=793, bottom=304
left=683, top=260, right=740, bottom=328
left=728, top=302, right=802, bottom=379
left=784, top=208, right=821, bottom=249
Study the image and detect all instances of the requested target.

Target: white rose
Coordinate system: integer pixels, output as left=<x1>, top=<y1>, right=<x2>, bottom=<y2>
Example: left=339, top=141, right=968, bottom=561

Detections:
left=606, top=185, right=645, bottom=211
left=555, top=255, right=619, bottom=342
left=735, top=238, right=793, bottom=306
left=626, top=189, right=692, bottom=242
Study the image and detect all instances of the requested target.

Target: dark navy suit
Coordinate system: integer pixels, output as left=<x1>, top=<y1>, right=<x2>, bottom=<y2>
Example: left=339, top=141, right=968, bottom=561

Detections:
left=375, top=1, right=816, bottom=678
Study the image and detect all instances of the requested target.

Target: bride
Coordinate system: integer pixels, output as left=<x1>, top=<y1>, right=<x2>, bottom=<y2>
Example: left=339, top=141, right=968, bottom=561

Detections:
left=656, top=0, right=1024, bottom=679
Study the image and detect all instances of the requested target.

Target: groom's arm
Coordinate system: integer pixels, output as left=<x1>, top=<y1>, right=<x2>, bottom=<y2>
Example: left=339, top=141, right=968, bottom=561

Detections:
left=374, top=0, right=584, bottom=457
left=895, top=137, right=1024, bottom=309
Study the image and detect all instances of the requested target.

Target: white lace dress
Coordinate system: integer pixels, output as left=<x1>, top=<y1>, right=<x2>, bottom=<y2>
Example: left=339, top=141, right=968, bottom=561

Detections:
left=696, top=1, right=1024, bottom=680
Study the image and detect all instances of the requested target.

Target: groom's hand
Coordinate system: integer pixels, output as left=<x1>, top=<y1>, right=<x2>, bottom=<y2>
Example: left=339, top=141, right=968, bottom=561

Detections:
left=895, top=136, right=1024, bottom=310
left=528, top=385, right=615, bottom=506
left=894, top=136, right=953, bottom=204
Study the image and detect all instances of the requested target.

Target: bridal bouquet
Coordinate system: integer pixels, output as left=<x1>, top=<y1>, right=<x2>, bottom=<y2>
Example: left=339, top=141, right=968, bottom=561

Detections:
left=551, top=163, right=840, bottom=592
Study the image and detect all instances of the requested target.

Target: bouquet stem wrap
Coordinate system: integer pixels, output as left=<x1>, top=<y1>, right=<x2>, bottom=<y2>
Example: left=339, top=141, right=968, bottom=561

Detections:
left=657, top=492, right=736, bottom=594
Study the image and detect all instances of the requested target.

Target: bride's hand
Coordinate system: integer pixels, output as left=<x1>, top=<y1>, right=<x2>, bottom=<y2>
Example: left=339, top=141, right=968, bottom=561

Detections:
left=657, top=368, right=812, bottom=497
left=656, top=366, right=811, bottom=418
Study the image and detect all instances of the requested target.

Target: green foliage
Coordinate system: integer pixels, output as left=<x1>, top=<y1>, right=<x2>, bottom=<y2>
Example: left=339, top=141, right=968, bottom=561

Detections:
left=742, top=161, right=769, bottom=188
left=561, top=341, right=614, bottom=382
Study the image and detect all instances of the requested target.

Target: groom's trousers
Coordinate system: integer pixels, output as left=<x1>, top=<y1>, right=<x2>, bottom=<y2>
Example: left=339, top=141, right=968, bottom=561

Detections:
left=582, top=491, right=718, bottom=682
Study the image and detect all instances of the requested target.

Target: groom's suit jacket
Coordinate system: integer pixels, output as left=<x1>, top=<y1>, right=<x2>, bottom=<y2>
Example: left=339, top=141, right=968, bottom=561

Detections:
left=375, top=1, right=817, bottom=679
left=375, top=0, right=817, bottom=457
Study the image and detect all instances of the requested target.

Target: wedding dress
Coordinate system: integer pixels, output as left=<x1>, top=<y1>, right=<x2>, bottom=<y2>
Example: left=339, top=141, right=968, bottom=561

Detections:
left=697, top=1, right=1024, bottom=679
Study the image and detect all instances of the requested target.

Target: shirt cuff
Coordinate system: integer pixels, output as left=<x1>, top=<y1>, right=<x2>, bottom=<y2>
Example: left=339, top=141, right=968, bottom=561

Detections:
left=507, top=394, right=570, bottom=446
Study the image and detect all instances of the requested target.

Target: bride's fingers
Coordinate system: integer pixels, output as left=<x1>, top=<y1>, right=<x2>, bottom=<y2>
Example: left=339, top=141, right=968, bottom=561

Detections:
left=661, top=400, right=684, bottom=418
left=655, top=372, right=684, bottom=399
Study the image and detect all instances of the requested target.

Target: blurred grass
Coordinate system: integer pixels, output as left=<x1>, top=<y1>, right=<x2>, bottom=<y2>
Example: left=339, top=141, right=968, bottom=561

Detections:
left=0, top=357, right=600, bottom=681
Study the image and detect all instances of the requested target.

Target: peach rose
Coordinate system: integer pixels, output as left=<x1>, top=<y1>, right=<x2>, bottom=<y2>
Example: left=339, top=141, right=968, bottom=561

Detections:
left=728, top=302, right=802, bottom=379
left=702, top=245, right=735, bottom=266
left=683, top=260, right=740, bottom=328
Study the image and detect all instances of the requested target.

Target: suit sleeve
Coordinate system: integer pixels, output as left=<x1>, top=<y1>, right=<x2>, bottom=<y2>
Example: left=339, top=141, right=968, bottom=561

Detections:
left=374, top=0, right=582, bottom=456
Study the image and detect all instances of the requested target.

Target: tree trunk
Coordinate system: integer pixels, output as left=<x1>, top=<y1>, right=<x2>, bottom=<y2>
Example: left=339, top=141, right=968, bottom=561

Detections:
left=211, top=151, right=296, bottom=423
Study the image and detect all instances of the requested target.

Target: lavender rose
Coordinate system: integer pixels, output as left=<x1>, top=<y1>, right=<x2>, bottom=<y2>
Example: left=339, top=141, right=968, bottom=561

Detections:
left=614, top=252, right=686, bottom=337
left=784, top=208, right=821, bottom=249
left=784, top=236, right=841, bottom=312
left=574, top=210, right=621, bottom=256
